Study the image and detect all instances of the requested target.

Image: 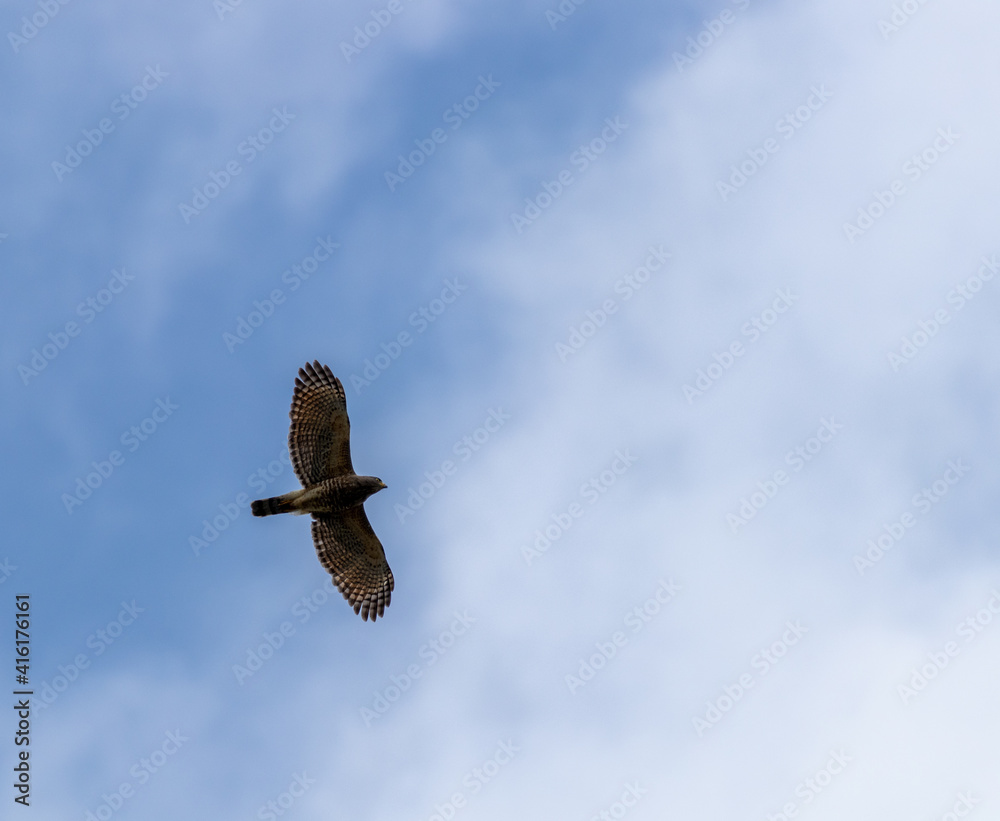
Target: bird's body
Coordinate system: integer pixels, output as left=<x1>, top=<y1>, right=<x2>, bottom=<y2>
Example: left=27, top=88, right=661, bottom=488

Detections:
left=251, top=361, right=393, bottom=622
left=251, top=475, right=385, bottom=517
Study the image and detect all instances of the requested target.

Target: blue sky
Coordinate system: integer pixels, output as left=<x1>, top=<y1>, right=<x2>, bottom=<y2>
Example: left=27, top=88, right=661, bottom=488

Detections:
left=3, top=0, right=1000, bottom=818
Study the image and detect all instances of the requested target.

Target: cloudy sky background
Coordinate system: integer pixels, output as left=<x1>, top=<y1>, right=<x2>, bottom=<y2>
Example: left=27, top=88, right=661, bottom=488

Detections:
left=2, top=0, right=999, bottom=818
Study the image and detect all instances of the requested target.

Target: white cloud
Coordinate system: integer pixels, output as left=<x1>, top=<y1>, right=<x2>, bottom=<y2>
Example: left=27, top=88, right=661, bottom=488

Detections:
left=8, top=0, right=1000, bottom=817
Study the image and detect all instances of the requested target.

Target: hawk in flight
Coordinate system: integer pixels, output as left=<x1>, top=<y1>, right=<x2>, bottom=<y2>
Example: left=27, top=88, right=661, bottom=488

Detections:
left=251, top=361, right=393, bottom=621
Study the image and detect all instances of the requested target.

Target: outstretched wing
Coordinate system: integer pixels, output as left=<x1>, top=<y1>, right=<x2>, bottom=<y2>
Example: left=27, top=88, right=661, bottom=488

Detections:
left=311, top=508, right=394, bottom=622
left=288, top=360, right=354, bottom=486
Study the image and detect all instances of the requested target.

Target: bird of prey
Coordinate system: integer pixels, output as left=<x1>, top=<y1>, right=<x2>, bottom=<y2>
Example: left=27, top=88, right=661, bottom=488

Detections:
left=251, top=361, right=393, bottom=621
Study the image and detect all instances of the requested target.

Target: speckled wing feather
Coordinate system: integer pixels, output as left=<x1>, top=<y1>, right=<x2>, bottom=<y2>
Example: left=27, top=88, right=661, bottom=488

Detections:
left=311, top=508, right=394, bottom=621
left=288, top=360, right=354, bottom=485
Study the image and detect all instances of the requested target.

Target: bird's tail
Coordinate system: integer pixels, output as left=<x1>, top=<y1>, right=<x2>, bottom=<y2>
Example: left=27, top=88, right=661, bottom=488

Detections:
left=251, top=491, right=301, bottom=517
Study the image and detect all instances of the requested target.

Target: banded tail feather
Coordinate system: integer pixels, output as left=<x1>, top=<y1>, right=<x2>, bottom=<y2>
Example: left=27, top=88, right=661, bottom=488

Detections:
left=251, top=492, right=300, bottom=517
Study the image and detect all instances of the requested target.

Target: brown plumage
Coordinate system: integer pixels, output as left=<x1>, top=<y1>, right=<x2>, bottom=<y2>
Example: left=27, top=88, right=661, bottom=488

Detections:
left=252, top=361, right=393, bottom=622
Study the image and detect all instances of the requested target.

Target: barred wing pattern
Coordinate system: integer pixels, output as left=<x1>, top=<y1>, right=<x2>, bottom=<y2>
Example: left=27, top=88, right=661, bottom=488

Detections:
left=312, top=508, right=394, bottom=622
left=257, top=360, right=394, bottom=622
left=288, top=361, right=354, bottom=486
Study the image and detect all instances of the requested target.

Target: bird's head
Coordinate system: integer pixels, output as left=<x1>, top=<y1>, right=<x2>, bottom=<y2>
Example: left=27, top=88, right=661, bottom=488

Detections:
left=357, top=476, right=387, bottom=504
